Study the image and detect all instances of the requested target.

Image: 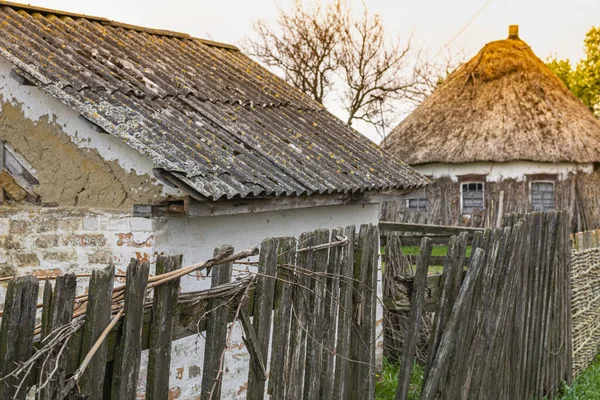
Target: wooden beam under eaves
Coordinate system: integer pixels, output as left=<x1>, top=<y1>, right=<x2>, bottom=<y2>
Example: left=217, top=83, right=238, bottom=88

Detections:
left=183, top=189, right=412, bottom=217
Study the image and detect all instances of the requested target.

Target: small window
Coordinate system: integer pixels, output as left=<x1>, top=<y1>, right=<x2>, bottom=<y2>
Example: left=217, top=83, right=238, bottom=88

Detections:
left=407, top=197, right=427, bottom=211
left=461, top=182, right=484, bottom=214
left=531, top=181, right=555, bottom=212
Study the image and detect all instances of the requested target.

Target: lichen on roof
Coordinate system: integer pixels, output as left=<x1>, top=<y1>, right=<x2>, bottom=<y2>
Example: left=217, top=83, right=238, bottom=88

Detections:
left=385, top=32, right=600, bottom=165
left=0, top=1, right=427, bottom=200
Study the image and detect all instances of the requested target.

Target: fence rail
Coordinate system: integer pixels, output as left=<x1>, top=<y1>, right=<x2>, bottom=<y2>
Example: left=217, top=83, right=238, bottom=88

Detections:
left=0, top=224, right=380, bottom=400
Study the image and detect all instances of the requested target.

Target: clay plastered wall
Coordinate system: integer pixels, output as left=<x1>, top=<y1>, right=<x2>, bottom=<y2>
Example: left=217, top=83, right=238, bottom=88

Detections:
left=0, top=55, right=181, bottom=209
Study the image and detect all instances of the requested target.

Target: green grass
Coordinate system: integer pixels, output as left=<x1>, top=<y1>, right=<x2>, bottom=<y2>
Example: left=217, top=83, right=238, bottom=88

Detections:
left=376, top=358, right=423, bottom=400
left=559, top=356, right=600, bottom=399
left=375, top=356, right=600, bottom=400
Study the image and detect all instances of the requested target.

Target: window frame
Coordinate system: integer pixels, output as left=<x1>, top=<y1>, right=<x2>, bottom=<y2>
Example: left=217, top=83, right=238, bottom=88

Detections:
left=460, top=181, right=485, bottom=214
left=530, top=180, right=556, bottom=212
left=406, top=197, right=428, bottom=211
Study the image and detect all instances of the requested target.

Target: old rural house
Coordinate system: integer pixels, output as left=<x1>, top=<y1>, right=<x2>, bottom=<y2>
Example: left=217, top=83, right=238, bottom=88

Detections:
left=0, top=1, right=427, bottom=398
left=384, top=26, right=600, bottom=231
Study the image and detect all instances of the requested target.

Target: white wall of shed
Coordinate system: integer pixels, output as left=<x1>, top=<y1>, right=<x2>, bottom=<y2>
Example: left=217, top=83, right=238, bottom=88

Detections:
left=415, top=161, right=594, bottom=181
left=152, top=202, right=383, bottom=399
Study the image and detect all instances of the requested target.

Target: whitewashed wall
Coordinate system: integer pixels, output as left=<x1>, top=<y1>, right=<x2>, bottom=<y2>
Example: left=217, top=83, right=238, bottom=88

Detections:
left=153, top=203, right=381, bottom=399
left=415, top=161, right=594, bottom=181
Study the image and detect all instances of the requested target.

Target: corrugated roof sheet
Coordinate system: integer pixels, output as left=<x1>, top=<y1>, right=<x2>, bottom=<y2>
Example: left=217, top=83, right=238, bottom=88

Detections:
left=0, top=2, right=427, bottom=200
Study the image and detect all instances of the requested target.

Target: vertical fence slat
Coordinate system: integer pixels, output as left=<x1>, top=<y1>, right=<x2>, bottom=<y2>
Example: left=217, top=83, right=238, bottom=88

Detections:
left=269, top=237, right=296, bottom=399
left=146, top=254, right=182, bottom=400
left=303, top=229, right=329, bottom=400
left=111, top=259, right=150, bottom=400
left=349, top=224, right=378, bottom=400
left=78, top=265, right=115, bottom=400
left=286, top=232, right=313, bottom=399
left=423, top=235, right=458, bottom=383
left=395, top=237, right=432, bottom=400
left=201, top=245, right=233, bottom=399
left=40, top=273, right=76, bottom=400
left=320, top=227, right=344, bottom=400
left=0, top=275, right=39, bottom=400
left=420, top=248, right=485, bottom=400
left=333, top=225, right=356, bottom=400
left=247, top=238, right=279, bottom=399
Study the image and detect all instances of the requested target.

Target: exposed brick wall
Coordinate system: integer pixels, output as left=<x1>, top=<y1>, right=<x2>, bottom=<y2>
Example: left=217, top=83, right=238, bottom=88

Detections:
left=0, top=205, right=157, bottom=303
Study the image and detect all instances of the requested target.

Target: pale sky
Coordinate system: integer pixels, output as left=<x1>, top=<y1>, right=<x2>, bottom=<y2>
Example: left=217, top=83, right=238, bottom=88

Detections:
left=19, top=0, right=600, bottom=142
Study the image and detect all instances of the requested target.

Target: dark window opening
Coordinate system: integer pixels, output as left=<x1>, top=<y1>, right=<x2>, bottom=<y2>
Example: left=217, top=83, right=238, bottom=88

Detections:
left=461, top=182, right=484, bottom=214
left=531, top=181, right=555, bottom=212
left=407, top=197, right=428, bottom=211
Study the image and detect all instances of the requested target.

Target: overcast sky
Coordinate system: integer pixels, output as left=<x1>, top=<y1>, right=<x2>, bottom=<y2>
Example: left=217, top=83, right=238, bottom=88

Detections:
left=25, top=0, right=600, bottom=142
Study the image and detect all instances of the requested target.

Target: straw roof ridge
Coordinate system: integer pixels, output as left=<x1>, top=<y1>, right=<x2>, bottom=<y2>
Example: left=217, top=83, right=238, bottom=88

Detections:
left=385, top=36, right=600, bottom=165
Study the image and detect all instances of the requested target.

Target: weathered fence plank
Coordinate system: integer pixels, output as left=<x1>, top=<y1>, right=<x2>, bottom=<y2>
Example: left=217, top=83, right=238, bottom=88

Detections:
left=286, top=232, right=313, bottom=399
left=146, top=255, right=182, bottom=400
left=304, top=229, right=329, bottom=400
left=320, top=227, right=344, bottom=400
left=78, top=265, right=115, bottom=400
left=395, top=237, right=432, bottom=400
left=111, top=259, right=150, bottom=400
left=268, top=237, right=296, bottom=399
left=201, top=245, right=233, bottom=399
left=420, top=248, right=485, bottom=400
left=0, top=275, right=39, bottom=400
left=379, top=221, right=483, bottom=235
left=349, top=224, right=378, bottom=400
left=247, top=238, right=279, bottom=399
left=333, top=225, right=356, bottom=400
left=40, top=273, right=76, bottom=400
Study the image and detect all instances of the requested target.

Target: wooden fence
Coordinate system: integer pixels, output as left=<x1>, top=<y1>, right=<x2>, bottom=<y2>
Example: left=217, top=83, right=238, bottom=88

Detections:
left=380, top=221, right=480, bottom=362
left=0, top=224, right=380, bottom=400
left=390, top=211, right=572, bottom=400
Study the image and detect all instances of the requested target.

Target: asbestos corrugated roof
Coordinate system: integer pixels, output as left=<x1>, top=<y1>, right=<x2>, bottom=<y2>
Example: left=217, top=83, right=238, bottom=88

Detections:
left=0, top=2, right=427, bottom=200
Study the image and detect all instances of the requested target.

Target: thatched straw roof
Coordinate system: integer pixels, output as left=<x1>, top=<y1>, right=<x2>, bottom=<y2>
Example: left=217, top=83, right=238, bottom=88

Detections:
left=384, top=28, right=600, bottom=165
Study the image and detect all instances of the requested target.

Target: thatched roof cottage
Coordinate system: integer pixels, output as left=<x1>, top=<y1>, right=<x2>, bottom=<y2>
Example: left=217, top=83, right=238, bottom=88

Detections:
left=384, top=26, right=600, bottom=231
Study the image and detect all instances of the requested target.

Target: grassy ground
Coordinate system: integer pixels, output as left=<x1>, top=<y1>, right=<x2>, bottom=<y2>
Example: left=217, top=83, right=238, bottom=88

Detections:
left=400, top=245, right=472, bottom=275
left=375, top=356, right=600, bottom=400
left=559, top=356, right=600, bottom=399
left=376, top=358, right=423, bottom=400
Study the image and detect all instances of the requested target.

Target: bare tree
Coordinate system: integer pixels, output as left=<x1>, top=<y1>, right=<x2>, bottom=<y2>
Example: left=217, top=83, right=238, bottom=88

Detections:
left=337, top=7, right=415, bottom=127
left=246, top=0, right=343, bottom=104
left=245, top=0, right=462, bottom=133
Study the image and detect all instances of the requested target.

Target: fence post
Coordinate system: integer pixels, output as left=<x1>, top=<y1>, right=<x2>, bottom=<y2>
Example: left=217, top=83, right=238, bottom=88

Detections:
left=349, top=224, right=378, bottom=400
left=247, top=238, right=279, bottom=399
left=333, top=225, right=356, bottom=400
left=269, top=237, right=296, bottom=399
left=39, top=273, right=77, bottom=400
left=303, top=229, right=330, bottom=400
left=146, top=255, right=182, bottom=400
left=320, top=227, right=344, bottom=399
left=78, top=265, right=115, bottom=400
left=111, top=259, right=150, bottom=400
left=420, top=248, right=486, bottom=400
left=0, top=275, right=39, bottom=400
left=201, top=245, right=233, bottom=399
left=287, top=232, right=313, bottom=399
left=395, top=237, right=432, bottom=400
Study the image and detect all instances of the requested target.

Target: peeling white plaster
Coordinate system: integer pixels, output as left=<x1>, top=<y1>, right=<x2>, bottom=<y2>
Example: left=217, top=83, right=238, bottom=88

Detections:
left=0, top=56, right=181, bottom=198
left=415, top=161, right=594, bottom=182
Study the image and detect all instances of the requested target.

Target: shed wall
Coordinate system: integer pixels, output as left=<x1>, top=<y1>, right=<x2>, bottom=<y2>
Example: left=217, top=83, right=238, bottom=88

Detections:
left=0, top=202, right=382, bottom=399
